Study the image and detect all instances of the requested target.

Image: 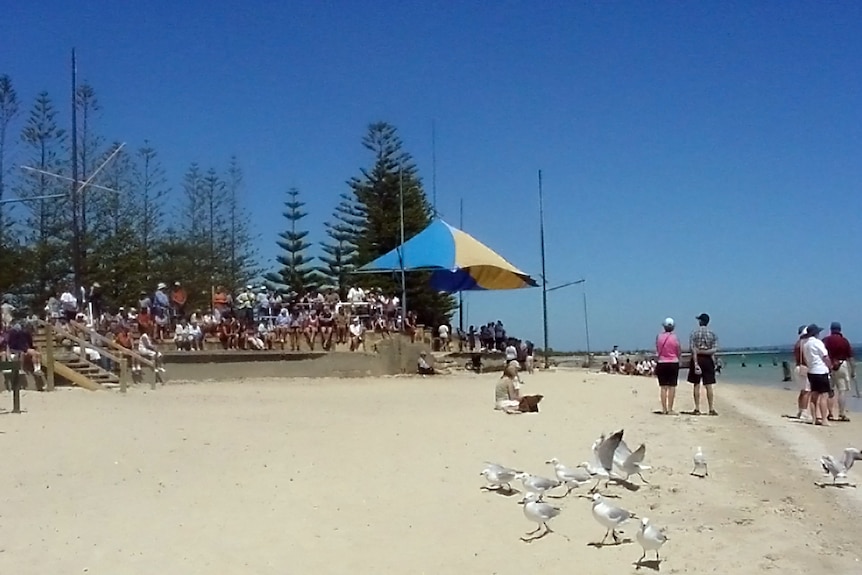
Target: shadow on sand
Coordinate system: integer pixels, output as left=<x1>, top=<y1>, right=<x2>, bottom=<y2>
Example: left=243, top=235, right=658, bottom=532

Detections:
left=634, top=558, right=661, bottom=571
left=587, top=537, right=633, bottom=548
left=480, top=486, right=521, bottom=497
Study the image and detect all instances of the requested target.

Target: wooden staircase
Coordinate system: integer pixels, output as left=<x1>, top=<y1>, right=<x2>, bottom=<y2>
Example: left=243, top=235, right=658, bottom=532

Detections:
left=28, top=320, right=164, bottom=391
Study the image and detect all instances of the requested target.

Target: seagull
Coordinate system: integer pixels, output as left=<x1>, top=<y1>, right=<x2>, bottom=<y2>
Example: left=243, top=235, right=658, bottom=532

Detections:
left=636, top=517, right=669, bottom=563
left=518, top=491, right=562, bottom=540
left=480, top=462, right=520, bottom=491
left=820, top=448, right=862, bottom=485
left=591, top=492, right=636, bottom=544
left=613, top=437, right=651, bottom=484
left=691, top=446, right=708, bottom=477
left=545, top=457, right=593, bottom=496
left=515, top=472, right=562, bottom=500
left=590, top=430, right=624, bottom=492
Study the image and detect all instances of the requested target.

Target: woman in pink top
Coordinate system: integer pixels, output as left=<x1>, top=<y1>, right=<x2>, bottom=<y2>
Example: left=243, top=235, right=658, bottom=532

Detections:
left=655, top=317, right=681, bottom=414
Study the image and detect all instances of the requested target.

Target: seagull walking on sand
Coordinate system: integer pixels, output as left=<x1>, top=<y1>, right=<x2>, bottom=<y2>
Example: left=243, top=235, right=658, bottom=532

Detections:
left=591, top=493, right=637, bottom=544
left=518, top=491, right=562, bottom=541
left=515, top=472, right=561, bottom=500
left=820, top=448, right=862, bottom=486
left=636, top=517, right=669, bottom=563
left=613, top=436, right=651, bottom=484
left=691, top=446, right=709, bottom=477
left=480, top=462, right=520, bottom=491
left=545, top=458, right=593, bottom=496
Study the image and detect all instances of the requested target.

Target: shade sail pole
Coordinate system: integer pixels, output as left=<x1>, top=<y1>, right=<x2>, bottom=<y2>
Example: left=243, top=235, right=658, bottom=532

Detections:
left=458, top=197, right=464, bottom=333
left=538, top=169, right=549, bottom=369
left=399, top=167, right=407, bottom=331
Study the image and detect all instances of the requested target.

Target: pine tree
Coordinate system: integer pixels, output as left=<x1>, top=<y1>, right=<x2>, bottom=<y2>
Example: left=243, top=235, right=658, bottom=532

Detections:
left=317, top=192, right=362, bottom=299
left=16, top=92, right=71, bottom=301
left=265, top=188, right=318, bottom=295
left=349, top=122, right=455, bottom=327
left=222, top=157, right=259, bottom=290
left=0, top=75, right=19, bottom=238
left=135, top=142, right=168, bottom=280
left=0, top=75, right=21, bottom=292
left=75, top=82, right=104, bottom=283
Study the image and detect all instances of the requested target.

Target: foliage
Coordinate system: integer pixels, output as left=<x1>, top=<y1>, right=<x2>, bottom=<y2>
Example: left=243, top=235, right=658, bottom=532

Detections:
left=317, top=192, right=362, bottom=299
left=265, top=188, right=319, bottom=295
left=348, top=122, right=455, bottom=327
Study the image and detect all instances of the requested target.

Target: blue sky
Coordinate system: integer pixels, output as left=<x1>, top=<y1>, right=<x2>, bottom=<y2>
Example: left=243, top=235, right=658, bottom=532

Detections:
left=2, top=1, right=861, bottom=350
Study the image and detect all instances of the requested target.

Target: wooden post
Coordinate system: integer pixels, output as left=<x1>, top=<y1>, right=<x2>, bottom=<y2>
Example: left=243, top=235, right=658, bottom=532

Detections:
left=11, top=359, right=21, bottom=413
left=119, top=356, right=128, bottom=393
left=45, top=322, right=55, bottom=392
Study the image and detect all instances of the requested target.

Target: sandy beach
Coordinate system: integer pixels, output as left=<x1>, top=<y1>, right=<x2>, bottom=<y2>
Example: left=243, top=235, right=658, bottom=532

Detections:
left=1, top=370, right=861, bottom=574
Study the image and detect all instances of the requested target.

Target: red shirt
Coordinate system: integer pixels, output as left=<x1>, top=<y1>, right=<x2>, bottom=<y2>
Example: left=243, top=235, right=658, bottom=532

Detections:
left=822, top=333, right=853, bottom=363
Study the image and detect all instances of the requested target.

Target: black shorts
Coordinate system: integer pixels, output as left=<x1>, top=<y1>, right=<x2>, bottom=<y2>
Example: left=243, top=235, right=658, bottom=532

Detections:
left=655, top=362, right=680, bottom=386
left=807, top=372, right=831, bottom=394
left=687, top=355, right=716, bottom=385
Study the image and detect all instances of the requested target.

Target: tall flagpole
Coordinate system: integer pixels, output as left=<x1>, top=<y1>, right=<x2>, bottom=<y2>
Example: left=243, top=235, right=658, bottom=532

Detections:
left=538, top=170, right=549, bottom=369
left=458, top=197, right=464, bottom=333
left=399, top=168, right=407, bottom=329
left=431, top=120, right=437, bottom=215
left=70, top=48, right=81, bottom=291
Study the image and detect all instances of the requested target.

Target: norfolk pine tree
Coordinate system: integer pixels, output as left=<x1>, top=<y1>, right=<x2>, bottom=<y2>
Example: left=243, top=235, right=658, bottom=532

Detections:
left=265, top=188, right=318, bottom=296
left=349, top=122, right=455, bottom=328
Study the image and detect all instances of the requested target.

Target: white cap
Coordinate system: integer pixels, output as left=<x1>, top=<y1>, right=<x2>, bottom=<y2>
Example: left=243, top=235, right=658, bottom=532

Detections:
left=662, top=317, right=674, bottom=328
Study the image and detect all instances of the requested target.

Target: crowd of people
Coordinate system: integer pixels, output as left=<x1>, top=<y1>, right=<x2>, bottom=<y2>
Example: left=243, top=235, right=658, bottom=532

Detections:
left=28, top=281, right=415, bottom=356
left=793, top=322, right=856, bottom=426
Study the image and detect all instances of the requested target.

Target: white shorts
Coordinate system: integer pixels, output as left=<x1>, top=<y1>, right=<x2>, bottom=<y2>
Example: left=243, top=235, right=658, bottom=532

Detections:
left=796, top=365, right=809, bottom=391
left=139, top=348, right=158, bottom=360
left=832, top=362, right=852, bottom=393
left=495, top=399, right=520, bottom=411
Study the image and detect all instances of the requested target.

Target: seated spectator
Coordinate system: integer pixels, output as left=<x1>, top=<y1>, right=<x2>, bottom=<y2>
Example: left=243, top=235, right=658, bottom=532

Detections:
left=174, top=320, right=192, bottom=351
left=349, top=316, right=365, bottom=352
left=189, top=321, right=204, bottom=350
left=418, top=351, right=436, bottom=375
left=137, top=331, right=164, bottom=372
left=7, top=323, right=42, bottom=374
left=494, top=363, right=522, bottom=414
left=319, top=306, right=335, bottom=350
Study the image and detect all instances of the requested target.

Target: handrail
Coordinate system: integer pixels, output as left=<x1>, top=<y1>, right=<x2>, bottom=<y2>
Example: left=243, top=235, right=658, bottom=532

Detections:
left=68, top=320, right=156, bottom=369
left=40, top=322, right=125, bottom=365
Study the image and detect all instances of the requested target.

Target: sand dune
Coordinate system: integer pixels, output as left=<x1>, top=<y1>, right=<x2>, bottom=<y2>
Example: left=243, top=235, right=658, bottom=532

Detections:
left=0, top=370, right=860, bottom=574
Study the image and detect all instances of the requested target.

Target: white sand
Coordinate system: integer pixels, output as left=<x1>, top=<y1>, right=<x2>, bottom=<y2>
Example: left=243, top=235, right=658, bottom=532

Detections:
left=1, top=371, right=860, bottom=574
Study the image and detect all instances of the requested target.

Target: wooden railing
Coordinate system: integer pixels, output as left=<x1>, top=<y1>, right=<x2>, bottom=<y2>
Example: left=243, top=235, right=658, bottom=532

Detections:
left=35, top=319, right=161, bottom=391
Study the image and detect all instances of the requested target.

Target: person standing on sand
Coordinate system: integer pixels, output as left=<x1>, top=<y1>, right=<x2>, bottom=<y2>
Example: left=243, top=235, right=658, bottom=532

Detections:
left=687, top=313, right=719, bottom=416
left=822, top=322, right=855, bottom=422
left=655, top=318, right=681, bottom=414
left=801, top=324, right=832, bottom=426
left=793, top=325, right=813, bottom=421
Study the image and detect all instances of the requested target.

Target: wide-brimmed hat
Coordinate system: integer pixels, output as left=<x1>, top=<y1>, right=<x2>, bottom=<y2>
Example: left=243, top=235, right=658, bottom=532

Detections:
left=806, top=323, right=823, bottom=336
left=157, top=282, right=167, bottom=290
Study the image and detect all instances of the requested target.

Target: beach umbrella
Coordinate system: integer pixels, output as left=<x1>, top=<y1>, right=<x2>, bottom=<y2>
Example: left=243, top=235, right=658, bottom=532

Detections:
left=357, top=219, right=537, bottom=293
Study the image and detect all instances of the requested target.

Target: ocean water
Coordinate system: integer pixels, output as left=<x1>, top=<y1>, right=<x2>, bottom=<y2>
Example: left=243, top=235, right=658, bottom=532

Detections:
left=719, top=349, right=862, bottom=412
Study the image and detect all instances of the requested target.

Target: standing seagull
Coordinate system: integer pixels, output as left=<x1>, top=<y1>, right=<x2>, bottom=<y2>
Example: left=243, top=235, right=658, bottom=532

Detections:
left=691, top=446, right=709, bottom=477
left=636, top=517, right=669, bottom=563
left=518, top=491, right=562, bottom=541
left=820, top=448, right=862, bottom=486
left=545, top=458, right=593, bottom=496
left=591, top=493, right=637, bottom=544
left=480, top=462, right=520, bottom=491
left=590, top=430, right=624, bottom=492
left=515, top=472, right=562, bottom=500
